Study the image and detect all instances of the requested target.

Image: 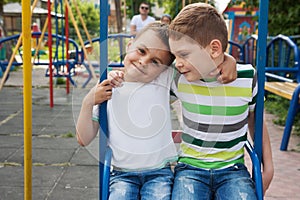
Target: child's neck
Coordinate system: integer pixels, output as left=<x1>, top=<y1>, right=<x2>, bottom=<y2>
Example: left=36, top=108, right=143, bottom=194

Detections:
left=214, top=53, right=225, bottom=67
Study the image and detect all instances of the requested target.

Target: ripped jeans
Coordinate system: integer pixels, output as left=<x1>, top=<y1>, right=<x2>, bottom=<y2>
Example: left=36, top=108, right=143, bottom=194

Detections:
left=109, top=166, right=174, bottom=200
left=172, top=163, right=257, bottom=200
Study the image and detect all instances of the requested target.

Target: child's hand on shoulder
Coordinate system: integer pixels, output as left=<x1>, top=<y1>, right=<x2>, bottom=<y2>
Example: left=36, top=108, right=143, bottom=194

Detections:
left=210, top=53, right=237, bottom=83
left=108, top=70, right=125, bottom=87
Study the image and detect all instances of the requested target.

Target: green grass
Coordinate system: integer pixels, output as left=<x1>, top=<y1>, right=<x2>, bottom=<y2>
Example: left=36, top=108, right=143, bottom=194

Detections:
left=61, top=132, right=75, bottom=138
left=265, top=94, right=300, bottom=136
left=55, top=77, right=66, bottom=85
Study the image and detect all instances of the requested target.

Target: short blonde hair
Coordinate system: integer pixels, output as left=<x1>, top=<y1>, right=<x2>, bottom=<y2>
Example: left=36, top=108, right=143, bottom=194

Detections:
left=169, top=3, right=228, bottom=52
left=136, top=22, right=175, bottom=65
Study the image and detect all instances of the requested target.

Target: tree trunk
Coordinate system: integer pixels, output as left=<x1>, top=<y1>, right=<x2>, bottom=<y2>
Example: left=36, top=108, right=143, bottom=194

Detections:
left=114, top=0, right=123, bottom=33
left=0, top=2, right=3, bottom=18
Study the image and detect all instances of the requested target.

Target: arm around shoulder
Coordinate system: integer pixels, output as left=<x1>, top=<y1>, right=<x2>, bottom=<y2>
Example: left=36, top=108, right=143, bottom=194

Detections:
left=216, top=53, right=237, bottom=83
left=248, top=112, right=274, bottom=195
left=261, top=122, right=274, bottom=195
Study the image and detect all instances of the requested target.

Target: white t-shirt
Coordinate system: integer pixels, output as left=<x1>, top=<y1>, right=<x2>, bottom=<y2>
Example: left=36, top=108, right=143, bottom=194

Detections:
left=93, top=68, right=178, bottom=171
left=130, top=14, right=155, bottom=33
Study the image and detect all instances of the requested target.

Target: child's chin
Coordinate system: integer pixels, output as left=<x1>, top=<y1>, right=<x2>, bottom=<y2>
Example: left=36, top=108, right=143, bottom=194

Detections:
left=184, top=75, right=198, bottom=82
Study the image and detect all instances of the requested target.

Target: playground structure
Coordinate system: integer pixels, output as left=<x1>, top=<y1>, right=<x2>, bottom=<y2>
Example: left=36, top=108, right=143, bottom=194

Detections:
left=0, top=0, right=100, bottom=106
left=0, top=1, right=132, bottom=92
left=228, top=34, right=300, bottom=152
left=4, top=0, right=299, bottom=199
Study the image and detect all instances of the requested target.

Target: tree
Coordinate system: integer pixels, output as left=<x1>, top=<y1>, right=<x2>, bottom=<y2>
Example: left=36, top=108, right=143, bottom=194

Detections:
left=267, top=0, right=300, bottom=36
left=114, top=0, right=122, bottom=33
left=67, top=1, right=100, bottom=42
left=124, top=0, right=215, bottom=23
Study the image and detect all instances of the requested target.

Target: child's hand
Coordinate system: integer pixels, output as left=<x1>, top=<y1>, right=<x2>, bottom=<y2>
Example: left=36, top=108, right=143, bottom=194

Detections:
left=84, top=80, right=112, bottom=105
left=94, top=80, right=113, bottom=104
left=108, top=70, right=125, bottom=87
left=210, top=53, right=237, bottom=83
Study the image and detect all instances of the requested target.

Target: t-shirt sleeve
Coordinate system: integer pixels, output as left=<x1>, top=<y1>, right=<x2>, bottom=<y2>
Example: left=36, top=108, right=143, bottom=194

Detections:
left=130, top=15, right=138, bottom=25
left=92, top=105, right=99, bottom=121
left=249, top=71, right=257, bottom=112
left=150, top=16, right=155, bottom=22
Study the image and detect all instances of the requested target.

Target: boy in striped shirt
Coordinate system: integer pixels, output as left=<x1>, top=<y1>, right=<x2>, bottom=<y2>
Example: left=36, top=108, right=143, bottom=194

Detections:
left=169, top=3, right=274, bottom=199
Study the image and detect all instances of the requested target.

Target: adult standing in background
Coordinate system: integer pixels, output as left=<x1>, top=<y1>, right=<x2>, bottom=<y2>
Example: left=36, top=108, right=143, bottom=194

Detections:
left=130, top=2, right=155, bottom=35
left=160, top=14, right=172, bottom=25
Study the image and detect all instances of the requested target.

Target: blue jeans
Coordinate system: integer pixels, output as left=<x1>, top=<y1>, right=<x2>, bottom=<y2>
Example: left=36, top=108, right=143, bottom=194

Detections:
left=109, top=166, right=174, bottom=200
left=172, top=163, right=257, bottom=200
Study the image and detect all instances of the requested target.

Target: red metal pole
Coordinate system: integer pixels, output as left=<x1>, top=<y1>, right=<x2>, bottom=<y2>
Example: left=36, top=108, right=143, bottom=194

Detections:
left=48, top=0, right=53, bottom=107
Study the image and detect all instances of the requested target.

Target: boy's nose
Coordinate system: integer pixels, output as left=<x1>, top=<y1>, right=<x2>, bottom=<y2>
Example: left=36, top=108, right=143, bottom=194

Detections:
left=138, top=57, right=149, bottom=66
left=175, top=61, right=183, bottom=69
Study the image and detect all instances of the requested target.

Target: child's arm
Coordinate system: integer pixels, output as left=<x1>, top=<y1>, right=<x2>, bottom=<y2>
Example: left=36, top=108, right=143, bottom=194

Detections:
left=76, top=80, right=112, bottom=146
left=248, top=112, right=274, bottom=195
left=210, top=53, right=237, bottom=83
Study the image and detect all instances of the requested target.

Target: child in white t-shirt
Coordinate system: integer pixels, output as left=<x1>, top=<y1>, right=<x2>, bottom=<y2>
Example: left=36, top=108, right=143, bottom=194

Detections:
left=76, top=22, right=237, bottom=200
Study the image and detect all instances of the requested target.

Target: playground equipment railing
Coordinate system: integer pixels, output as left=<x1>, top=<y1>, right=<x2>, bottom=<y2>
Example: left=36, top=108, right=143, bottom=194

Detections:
left=0, top=32, right=82, bottom=86
left=229, top=34, right=300, bottom=151
left=264, top=34, right=300, bottom=151
left=0, top=34, right=24, bottom=81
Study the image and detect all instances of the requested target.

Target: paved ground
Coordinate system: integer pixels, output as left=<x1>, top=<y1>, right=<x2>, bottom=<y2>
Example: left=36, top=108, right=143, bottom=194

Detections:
left=0, top=67, right=300, bottom=199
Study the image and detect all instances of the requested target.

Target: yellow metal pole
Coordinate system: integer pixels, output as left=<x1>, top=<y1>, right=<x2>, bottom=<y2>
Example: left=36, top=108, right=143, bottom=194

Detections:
left=22, top=0, right=32, bottom=199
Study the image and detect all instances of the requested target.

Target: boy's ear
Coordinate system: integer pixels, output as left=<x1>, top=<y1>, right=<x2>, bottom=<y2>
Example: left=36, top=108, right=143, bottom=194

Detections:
left=209, top=39, right=222, bottom=58
left=126, top=39, right=134, bottom=53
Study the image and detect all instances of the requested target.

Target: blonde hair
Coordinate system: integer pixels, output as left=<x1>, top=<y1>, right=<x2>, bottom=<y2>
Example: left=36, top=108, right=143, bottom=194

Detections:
left=169, top=3, right=228, bottom=52
left=136, top=22, right=175, bottom=65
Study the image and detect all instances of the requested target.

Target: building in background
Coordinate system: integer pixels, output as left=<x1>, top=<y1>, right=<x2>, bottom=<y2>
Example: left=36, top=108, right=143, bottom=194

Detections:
left=224, top=2, right=258, bottom=43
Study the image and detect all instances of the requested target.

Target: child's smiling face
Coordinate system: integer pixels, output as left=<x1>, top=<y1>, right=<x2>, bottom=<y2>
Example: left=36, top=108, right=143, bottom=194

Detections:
left=123, top=30, right=172, bottom=83
left=169, top=36, right=217, bottom=82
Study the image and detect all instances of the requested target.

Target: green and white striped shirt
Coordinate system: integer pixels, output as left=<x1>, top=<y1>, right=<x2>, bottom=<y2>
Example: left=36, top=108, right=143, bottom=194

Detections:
left=172, top=64, right=257, bottom=169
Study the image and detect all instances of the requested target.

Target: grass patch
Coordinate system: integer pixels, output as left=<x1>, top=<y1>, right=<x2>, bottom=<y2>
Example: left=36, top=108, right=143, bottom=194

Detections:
left=55, top=77, right=66, bottom=85
left=265, top=94, right=300, bottom=136
left=61, top=132, right=75, bottom=138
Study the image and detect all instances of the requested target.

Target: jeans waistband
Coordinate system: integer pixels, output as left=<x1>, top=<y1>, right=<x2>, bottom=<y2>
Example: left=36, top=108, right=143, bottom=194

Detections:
left=112, top=162, right=172, bottom=172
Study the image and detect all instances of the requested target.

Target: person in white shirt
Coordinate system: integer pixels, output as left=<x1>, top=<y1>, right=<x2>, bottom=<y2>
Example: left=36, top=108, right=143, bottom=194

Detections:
left=76, top=22, right=237, bottom=200
left=77, top=22, right=177, bottom=200
left=130, top=2, right=155, bottom=35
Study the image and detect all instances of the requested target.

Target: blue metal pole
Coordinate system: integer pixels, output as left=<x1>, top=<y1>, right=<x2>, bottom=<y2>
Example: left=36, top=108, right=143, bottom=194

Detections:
left=99, top=0, right=109, bottom=200
left=255, top=0, right=269, bottom=166
left=255, top=0, right=269, bottom=199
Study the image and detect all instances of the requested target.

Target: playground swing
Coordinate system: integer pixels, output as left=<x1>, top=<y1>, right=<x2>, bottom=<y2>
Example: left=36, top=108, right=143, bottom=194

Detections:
left=0, top=0, right=42, bottom=91
left=19, top=0, right=269, bottom=199
left=96, top=1, right=269, bottom=200
left=43, top=0, right=97, bottom=82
